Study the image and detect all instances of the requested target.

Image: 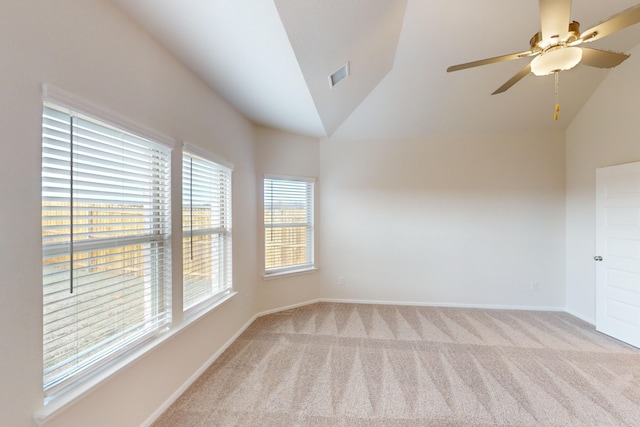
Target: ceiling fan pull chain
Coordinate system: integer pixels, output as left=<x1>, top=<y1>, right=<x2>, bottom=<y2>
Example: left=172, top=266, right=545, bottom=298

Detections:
left=554, top=71, right=560, bottom=121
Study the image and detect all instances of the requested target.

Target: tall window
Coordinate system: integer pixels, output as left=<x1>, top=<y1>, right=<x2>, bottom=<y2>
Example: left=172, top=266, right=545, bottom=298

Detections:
left=182, top=146, right=232, bottom=312
left=41, top=102, right=171, bottom=396
left=264, top=176, right=315, bottom=276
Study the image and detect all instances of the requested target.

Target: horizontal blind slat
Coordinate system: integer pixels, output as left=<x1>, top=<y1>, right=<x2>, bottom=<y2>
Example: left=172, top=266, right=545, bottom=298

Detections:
left=264, top=178, right=314, bottom=273
left=42, top=102, right=171, bottom=396
left=182, top=150, right=232, bottom=311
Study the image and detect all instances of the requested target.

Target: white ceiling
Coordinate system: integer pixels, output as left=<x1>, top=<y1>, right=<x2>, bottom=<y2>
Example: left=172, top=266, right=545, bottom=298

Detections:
left=111, top=0, right=640, bottom=140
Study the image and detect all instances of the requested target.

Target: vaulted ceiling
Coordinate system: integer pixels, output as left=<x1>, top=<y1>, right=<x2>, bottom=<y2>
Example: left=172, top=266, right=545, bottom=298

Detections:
left=111, top=0, right=640, bottom=139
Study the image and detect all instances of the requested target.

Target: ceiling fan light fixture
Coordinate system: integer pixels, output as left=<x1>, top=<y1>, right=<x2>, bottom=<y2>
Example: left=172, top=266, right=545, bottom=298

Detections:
left=530, top=46, right=582, bottom=76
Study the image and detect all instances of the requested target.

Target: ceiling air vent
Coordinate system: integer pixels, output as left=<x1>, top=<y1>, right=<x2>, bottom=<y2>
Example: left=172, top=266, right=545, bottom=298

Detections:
left=329, top=62, right=349, bottom=88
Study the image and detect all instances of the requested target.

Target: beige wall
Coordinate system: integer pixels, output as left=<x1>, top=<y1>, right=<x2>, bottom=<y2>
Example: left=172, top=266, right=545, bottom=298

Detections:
left=0, top=3, right=325, bottom=425
left=319, top=131, right=566, bottom=308
left=0, top=1, right=262, bottom=426
left=4, top=0, right=636, bottom=424
left=565, top=43, right=640, bottom=323
left=253, top=126, right=322, bottom=312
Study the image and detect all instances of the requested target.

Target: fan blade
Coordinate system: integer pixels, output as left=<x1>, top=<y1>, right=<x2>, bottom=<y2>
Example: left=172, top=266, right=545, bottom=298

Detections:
left=580, top=47, right=629, bottom=68
left=579, top=4, right=640, bottom=44
left=447, top=50, right=536, bottom=72
left=492, top=63, right=532, bottom=95
left=539, top=0, right=572, bottom=43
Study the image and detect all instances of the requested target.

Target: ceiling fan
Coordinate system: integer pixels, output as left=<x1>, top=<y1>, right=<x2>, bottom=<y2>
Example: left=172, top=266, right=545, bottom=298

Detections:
left=447, top=0, right=640, bottom=97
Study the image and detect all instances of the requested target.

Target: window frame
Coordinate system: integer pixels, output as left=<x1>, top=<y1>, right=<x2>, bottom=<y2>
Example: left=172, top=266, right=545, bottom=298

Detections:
left=181, top=143, right=233, bottom=316
left=263, top=174, right=316, bottom=278
left=41, top=97, right=173, bottom=399
left=36, top=86, right=242, bottom=422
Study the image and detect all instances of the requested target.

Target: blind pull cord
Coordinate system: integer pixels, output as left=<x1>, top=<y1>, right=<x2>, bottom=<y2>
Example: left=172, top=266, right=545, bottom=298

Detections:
left=269, top=181, right=274, bottom=241
left=69, top=116, right=75, bottom=294
left=190, top=157, right=193, bottom=260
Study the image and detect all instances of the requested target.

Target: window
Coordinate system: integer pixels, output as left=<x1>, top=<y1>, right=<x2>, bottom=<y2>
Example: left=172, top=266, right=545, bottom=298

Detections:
left=264, top=176, right=315, bottom=276
left=41, top=102, right=171, bottom=396
left=182, top=146, right=232, bottom=312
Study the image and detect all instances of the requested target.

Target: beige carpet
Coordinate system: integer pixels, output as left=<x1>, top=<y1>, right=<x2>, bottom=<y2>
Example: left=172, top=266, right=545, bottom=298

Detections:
left=152, top=303, right=640, bottom=426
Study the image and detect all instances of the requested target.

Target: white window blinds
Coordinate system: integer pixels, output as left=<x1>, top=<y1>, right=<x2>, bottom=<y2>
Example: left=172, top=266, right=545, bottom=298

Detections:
left=182, top=149, right=232, bottom=312
left=41, top=102, right=171, bottom=396
left=264, top=177, right=315, bottom=275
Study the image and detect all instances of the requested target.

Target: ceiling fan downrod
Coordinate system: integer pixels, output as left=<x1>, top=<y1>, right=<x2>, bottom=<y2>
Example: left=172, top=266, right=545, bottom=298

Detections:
left=554, top=71, right=560, bottom=121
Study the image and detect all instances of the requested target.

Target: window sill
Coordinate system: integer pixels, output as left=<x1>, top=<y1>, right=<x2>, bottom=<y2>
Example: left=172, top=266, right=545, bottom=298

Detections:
left=183, top=290, right=237, bottom=324
left=34, top=291, right=238, bottom=426
left=263, top=267, right=318, bottom=281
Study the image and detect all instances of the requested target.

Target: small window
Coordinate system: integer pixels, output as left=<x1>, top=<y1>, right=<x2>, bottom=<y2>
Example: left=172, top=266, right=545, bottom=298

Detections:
left=41, top=102, right=171, bottom=396
left=182, top=147, right=232, bottom=312
left=264, top=176, right=315, bottom=277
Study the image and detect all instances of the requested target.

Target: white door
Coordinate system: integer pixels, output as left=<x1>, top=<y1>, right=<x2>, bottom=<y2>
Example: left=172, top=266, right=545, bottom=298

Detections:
left=596, top=161, right=640, bottom=348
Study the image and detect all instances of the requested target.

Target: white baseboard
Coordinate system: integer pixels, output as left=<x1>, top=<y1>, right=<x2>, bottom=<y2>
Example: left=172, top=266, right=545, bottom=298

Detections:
left=142, top=296, right=575, bottom=426
left=564, top=307, right=595, bottom=325
left=255, top=298, right=321, bottom=318
left=142, top=299, right=325, bottom=426
left=319, top=297, right=565, bottom=313
left=140, top=312, right=258, bottom=427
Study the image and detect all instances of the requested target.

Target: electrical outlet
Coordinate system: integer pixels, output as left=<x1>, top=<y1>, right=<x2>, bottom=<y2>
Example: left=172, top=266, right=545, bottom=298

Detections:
left=338, top=276, right=345, bottom=285
left=244, top=294, right=250, bottom=305
left=530, top=281, right=539, bottom=292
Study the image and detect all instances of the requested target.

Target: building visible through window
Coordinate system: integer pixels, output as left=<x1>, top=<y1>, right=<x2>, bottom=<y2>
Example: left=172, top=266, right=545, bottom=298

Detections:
left=182, top=147, right=232, bottom=312
left=41, top=102, right=171, bottom=397
left=264, top=176, right=315, bottom=276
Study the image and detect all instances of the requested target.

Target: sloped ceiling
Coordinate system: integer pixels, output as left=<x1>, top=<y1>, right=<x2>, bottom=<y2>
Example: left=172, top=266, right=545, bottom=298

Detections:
left=274, top=0, right=407, bottom=136
left=111, top=0, right=640, bottom=140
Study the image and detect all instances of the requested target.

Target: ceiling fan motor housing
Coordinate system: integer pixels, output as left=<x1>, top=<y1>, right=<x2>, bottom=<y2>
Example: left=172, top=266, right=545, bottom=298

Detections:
left=530, top=20, right=581, bottom=50
left=446, top=1, right=640, bottom=95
